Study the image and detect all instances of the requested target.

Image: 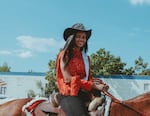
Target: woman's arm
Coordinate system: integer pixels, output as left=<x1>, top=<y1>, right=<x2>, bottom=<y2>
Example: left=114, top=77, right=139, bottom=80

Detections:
left=60, top=56, right=72, bottom=83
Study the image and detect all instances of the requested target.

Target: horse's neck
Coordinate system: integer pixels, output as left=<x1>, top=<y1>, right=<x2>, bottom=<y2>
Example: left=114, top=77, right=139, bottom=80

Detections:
left=109, top=94, right=150, bottom=116
left=0, top=98, right=17, bottom=105
left=109, top=101, right=136, bottom=116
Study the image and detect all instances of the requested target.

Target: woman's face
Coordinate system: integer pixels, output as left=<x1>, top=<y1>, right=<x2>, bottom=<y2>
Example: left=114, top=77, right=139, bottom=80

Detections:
left=74, top=31, right=87, bottom=49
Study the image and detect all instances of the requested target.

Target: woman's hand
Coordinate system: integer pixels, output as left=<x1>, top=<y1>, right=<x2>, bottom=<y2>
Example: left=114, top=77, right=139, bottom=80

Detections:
left=102, top=84, right=109, bottom=91
left=92, top=77, right=109, bottom=91
left=93, top=82, right=109, bottom=91
left=93, top=83, right=104, bottom=90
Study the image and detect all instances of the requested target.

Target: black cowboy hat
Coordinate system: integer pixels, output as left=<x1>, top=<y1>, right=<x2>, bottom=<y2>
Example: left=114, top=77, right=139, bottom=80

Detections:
left=63, top=23, right=92, bottom=41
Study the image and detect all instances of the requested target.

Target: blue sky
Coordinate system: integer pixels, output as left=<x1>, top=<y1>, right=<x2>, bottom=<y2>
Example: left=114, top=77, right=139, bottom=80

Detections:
left=0, top=0, right=150, bottom=72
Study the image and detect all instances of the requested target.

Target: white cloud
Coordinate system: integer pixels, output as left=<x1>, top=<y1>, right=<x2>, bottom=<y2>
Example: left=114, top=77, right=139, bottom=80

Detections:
left=0, top=35, right=64, bottom=59
left=0, top=50, right=33, bottom=58
left=17, top=51, right=32, bottom=58
left=16, top=35, right=64, bottom=52
left=129, top=0, right=150, bottom=5
left=0, top=50, right=12, bottom=55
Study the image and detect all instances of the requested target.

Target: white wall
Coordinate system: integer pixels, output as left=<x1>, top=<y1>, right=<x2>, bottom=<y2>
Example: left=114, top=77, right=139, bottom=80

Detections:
left=101, top=76, right=150, bottom=100
left=0, top=73, right=47, bottom=98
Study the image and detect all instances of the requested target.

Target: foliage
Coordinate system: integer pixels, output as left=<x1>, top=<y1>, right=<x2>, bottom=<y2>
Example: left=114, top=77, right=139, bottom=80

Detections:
left=122, top=56, right=150, bottom=75
left=27, top=80, right=45, bottom=98
left=0, top=62, right=11, bottom=72
left=123, top=67, right=135, bottom=75
left=36, top=80, right=45, bottom=97
left=45, top=60, right=58, bottom=97
left=90, top=48, right=126, bottom=76
left=140, top=69, right=150, bottom=75
left=134, top=56, right=148, bottom=75
left=27, top=90, right=36, bottom=98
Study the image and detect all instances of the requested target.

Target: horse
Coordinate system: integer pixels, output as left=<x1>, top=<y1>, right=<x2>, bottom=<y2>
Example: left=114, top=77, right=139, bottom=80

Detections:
left=0, top=91, right=150, bottom=116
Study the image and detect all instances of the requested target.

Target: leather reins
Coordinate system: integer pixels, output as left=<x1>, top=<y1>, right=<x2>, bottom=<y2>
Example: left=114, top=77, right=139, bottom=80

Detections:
left=102, top=90, right=146, bottom=116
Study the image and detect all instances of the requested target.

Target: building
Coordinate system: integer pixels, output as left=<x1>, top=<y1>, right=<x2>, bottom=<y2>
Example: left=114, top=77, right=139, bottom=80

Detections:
left=99, top=75, right=150, bottom=100
left=0, top=72, right=47, bottom=98
left=0, top=72, right=150, bottom=100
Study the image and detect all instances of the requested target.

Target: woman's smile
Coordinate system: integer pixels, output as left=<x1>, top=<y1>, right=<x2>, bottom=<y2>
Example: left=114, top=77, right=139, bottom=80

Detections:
left=75, top=32, right=87, bottom=48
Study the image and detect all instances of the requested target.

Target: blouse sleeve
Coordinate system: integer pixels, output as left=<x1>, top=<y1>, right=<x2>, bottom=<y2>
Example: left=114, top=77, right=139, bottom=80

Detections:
left=56, top=51, right=71, bottom=95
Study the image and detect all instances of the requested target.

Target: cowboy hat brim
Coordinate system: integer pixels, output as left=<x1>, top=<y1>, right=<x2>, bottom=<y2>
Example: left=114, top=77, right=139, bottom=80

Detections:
left=63, top=28, right=92, bottom=41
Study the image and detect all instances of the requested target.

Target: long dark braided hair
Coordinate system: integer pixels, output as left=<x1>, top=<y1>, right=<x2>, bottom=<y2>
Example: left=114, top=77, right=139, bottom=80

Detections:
left=62, top=32, right=88, bottom=69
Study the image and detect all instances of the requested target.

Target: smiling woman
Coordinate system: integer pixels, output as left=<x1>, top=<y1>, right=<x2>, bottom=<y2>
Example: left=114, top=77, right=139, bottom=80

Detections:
left=33, top=23, right=109, bottom=116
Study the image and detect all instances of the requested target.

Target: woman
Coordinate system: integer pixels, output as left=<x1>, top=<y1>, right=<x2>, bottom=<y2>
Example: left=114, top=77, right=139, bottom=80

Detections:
left=56, top=23, right=109, bottom=116
left=34, top=23, right=108, bottom=116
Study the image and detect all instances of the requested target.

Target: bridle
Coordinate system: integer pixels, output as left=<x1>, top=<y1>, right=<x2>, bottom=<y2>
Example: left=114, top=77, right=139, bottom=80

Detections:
left=102, top=90, right=146, bottom=116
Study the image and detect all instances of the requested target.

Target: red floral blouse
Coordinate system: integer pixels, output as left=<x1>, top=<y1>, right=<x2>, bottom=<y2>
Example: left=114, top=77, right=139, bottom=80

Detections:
left=56, top=49, right=93, bottom=96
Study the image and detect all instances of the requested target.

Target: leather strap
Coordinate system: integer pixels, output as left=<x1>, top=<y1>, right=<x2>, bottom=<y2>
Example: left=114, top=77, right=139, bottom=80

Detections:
left=102, top=90, right=146, bottom=116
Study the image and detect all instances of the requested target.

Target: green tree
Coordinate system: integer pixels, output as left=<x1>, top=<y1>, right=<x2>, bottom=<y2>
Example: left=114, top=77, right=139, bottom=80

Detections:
left=121, top=56, right=150, bottom=76
left=27, top=80, right=45, bottom=97
left=27, top=90, right=36, bottom=98
left=90, top=48, right=126, bottom=76
left=123, top=67, right=135, bottom=75
left=0, top=62, right=11, bottom=72
left=36, top=80, right=45, bottom=97
left=140, top=69, right=150, bottom=75
left=134, top=56, right=149, bottom=75
left=45, top=60, right=58, bottom=97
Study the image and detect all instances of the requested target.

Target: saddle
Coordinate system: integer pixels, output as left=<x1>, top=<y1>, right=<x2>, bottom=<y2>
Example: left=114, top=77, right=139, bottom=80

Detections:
left=49, top=93, right=108, bottom=116
left=22, top=93, right=110, bottom=116
left=22, top=93, right=61, bottom=115
left=22, top=97, right=47, bottom=116
left=49, top=92, right=60, bottom=107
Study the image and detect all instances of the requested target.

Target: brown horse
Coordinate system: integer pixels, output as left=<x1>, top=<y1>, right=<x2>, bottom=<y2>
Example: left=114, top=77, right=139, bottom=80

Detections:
left=106, top=91, right=150, bottom=116
left=0, top=91, right=150, bottom=116
left=0, top=98, right=31, bottom=116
